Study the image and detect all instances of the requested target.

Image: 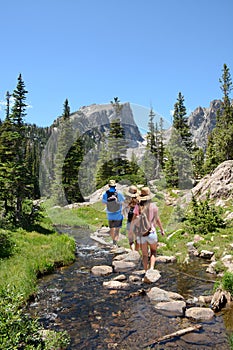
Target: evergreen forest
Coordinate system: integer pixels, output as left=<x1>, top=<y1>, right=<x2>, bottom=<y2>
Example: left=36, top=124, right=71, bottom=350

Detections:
left=0, top=64, right=232, bottom=227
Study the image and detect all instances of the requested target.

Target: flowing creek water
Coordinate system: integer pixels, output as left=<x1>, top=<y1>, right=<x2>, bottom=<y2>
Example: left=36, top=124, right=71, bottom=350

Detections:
left=27, top=227, right=233, bottom=349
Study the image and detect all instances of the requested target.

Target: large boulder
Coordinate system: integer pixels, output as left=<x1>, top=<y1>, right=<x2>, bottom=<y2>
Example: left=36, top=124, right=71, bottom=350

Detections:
left=181, top=160, right=233, bottom=207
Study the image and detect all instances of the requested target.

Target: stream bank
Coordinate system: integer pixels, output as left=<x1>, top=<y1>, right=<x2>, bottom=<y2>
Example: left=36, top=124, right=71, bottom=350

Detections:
left=27, top=226, right=233, bottom=349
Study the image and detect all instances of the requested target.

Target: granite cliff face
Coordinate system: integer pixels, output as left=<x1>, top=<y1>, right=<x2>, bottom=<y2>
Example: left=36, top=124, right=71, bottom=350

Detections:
left=188, top=100, right=222, bottom=150
left=70, top=102, right=143, bottom=147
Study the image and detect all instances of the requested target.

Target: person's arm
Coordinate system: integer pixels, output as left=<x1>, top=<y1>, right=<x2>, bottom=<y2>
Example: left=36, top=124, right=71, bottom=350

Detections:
left=156, top=215, right=165, bottom=236
left=152, top=204, right=165, bottom=235
left=102, top=192, right=107, bottom=204
left=128, top=204, right=139, bottom=232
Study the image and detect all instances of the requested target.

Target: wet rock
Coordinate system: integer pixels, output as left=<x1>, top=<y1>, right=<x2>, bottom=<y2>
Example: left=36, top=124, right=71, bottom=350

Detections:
left=211, top=288, right=232, bottom=311
left=112, top=260, right=136, bottom=272
left=206, top=261, right=217, bottom=274
left=112, top=274, right=127, bottom=281
left=199, top=250, right=214, bottom=259
left=221, top=254, right=233, bottom=272
left=103, top=280, right=130, bottom=290
left=186, top=242, right=199, bottom=256
left=186, top=296, right=199, bottom=306
left=167, top=291, right=185, bottom=301
left=110, top=247, right=127, bottom=254
left=198, top=295, right=213, bottom=305
left=90, top=234, right=110, bottom=246
left=143, top=269, right=161, bottom=283
left=147, top=287, right=184, bottom=303
left=155, top=255, right=176, bottom=263
left=154, top=300, right=186, bottom=316
left=91, top=265, right=113, bottom=276
left=128, top=275, right=142, bottom=284
left=113, top=250, right=141, bottom=263
left=182, top=332, right=213, bottom=346
left=185, top=307, right=214, bottom=320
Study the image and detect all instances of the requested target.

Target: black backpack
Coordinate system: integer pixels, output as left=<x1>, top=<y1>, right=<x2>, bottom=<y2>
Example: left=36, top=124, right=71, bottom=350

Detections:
left=106, top=190, right=121, bottom=212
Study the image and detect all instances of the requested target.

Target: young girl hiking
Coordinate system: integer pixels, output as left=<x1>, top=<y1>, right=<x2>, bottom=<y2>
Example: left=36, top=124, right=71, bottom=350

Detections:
left=129, top=186, right=165, bottom=271
left=123, top=185, right=140, bottom=250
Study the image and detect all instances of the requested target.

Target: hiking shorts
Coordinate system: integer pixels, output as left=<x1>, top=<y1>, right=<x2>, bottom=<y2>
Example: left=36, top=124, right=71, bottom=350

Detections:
left=136, top=231, right=158, bottom=244
left=109, top=219, right=123, bottom=228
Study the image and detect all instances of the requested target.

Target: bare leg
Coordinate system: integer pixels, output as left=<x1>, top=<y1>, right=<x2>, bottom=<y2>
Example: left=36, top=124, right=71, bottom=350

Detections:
left=149, top=242, right=157, bottom=270
left=128, top=230, right=135, bottom=250
left=141, top=242, right=149, bottom=271
left=109, top=227, right=115, bottom=242
left=114, top=227, right=120, bottom=241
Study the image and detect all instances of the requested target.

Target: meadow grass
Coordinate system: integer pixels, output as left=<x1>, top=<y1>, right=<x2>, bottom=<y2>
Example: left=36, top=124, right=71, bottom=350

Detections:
left=0, top=227, right=76, bottom=302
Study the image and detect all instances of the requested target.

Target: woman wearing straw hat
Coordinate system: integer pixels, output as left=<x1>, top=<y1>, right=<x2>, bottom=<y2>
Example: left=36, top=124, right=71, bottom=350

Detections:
left=129, top=186, right=165, bottom=271
left=123, top=185, right=140, bottom=250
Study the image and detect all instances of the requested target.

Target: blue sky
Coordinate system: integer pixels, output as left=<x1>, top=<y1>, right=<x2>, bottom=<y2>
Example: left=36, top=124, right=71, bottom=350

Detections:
left=0, top=0, right=232, bottom=128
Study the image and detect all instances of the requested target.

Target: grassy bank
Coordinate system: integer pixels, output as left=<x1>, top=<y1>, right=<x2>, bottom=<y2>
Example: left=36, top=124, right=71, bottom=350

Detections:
left=0, top=214, right=76, bottom=349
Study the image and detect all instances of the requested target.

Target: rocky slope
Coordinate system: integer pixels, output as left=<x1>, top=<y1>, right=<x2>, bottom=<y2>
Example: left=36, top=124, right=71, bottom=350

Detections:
left=181, top=160, right=233, bottom=209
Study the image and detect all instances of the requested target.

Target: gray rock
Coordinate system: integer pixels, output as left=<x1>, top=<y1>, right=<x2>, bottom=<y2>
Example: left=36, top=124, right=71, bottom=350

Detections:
left=112, top=260, right=136, bottom=272
left=143, top=269, right=161, bottom=283
left=154, top=300, right=186, bottom=316
left=103, top=280, right=130, bottom=290
left=91, top=265, right=113, bottom=276
left=199, top=250, right=214, bottom=259
left=113, top=250, right=140, bottom=263
left=147, top=287, right=184, bottom=303
left=185, top=307, right=214, bottom=320
left=156, top=255, right=176, bottom=263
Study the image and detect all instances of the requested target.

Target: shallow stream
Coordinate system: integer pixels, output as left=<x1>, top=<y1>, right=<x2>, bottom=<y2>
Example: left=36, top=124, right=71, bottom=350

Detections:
left=28, top=227, right=233, bottom=349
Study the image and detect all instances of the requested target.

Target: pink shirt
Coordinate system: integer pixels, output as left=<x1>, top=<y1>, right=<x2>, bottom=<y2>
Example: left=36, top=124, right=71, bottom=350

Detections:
left=133, top=203, right=158, bottom=231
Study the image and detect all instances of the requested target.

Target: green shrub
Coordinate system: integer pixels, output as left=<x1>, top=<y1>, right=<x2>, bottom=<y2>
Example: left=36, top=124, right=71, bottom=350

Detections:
left=184, top=193, right=226, bottom=235
left=222, top=272, right=233, bottom=296
left=0, top=230, right=14, bottom=258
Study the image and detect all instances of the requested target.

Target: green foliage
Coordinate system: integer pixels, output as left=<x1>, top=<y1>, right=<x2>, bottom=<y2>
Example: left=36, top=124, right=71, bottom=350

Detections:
left=229, top=333, right=233, bottom=349
left=222, top=272, right=233, bottom=296
left=0, top=291, right=70, bottom=349
left=0, top=231, right=14, bottom=258
left=184, top=193, right=226, bottom=235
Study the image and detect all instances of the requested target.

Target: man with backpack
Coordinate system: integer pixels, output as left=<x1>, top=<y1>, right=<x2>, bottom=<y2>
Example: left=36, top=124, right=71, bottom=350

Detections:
left=102, top=179, right=125, bottom=246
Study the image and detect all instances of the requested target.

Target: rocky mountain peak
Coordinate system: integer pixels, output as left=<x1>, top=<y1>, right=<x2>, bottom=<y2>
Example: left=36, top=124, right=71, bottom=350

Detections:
left=70, top=102, right=143, bottom=147
left=188, top=99, right=222, bottom=150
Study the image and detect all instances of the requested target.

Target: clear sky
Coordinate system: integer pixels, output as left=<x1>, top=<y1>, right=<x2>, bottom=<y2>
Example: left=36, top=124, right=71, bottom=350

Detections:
left=0, top=0, right=232, bottom=127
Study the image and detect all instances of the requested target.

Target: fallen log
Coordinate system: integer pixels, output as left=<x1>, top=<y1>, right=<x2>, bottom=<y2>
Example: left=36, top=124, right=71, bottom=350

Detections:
left=144, top=324, right=202, bottom=347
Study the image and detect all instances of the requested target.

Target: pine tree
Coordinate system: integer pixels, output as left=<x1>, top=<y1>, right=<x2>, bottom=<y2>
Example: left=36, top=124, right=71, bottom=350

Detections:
left=144, top=109, right=165, bottom=179
left=5, top=91, right=11, bottom=120
left=96, top=98, right=145, bottom=186
left=51, top=99, right=75, bottom=205
left=204, top=64, right=233, bottom=172
left=192, top=143, right=205, bottom=180
left=146, top=108, right=156, bottom=155
left=164, top=93, right=193, bottom=189
left=0, top=74, right=32, bottom=223
left=173, top=92, right=193, bottom=152
left=163, top=149, right=179, bottom=187
left=9, top=74, right=30, bottom=222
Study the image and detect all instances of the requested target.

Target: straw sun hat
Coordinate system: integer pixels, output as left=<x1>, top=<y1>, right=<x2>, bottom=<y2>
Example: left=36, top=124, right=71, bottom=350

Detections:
left=108, top=179, right=116, bottom=187
left=137, top=186, right=155, bottom=201
left=124, top=185, right=140, bottom=198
